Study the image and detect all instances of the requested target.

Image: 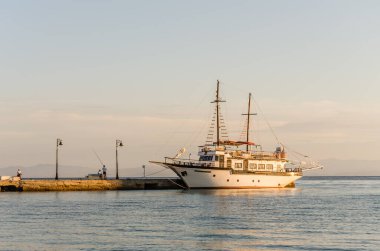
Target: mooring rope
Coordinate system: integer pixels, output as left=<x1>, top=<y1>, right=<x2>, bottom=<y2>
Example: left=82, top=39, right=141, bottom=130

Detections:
left=167, top=178, right=187, bottom=189
left=145, top=167, right=168, bottom=177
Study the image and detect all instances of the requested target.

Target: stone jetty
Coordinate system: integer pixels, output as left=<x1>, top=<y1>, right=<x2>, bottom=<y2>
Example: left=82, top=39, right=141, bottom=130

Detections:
left=0, top=178, right=185, bottom=192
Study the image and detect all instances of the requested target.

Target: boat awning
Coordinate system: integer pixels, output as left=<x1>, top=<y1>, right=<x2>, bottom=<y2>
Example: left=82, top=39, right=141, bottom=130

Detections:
left=213, top=140, right=256, bottom=146
left=236, top=141, right=255, bottom=146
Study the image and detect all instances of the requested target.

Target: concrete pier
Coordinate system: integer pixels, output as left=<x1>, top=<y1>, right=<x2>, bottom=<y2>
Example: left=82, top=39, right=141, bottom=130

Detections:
left=0, top=178, right=185, bottom=192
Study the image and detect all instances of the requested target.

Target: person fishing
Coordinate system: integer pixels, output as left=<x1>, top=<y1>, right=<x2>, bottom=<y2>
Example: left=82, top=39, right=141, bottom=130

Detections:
left=102, top=165, right=107, bottom=180
left=93, top=149, right=107, bottom=180
left=16, top=169, right=22, bottom=180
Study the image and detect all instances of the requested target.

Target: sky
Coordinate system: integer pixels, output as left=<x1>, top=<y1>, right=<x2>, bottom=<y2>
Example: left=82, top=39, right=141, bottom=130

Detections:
left=1, top=0, right=380, bottom=175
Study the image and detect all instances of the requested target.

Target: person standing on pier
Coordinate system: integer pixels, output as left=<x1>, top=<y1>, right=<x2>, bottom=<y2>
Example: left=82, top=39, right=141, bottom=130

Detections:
left=98, top=169, right=103, bottom=179
left=102, top=165, right=107, bottom=180
left=16, top=169, right=22, bottom=180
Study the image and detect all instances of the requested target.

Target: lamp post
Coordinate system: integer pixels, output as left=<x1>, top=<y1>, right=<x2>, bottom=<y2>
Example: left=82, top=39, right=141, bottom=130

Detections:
left=116, top=139, right=123, bottom=180
left=142, top=165, right=146, bottom=178
left=55, top=138, right=63, bottom=180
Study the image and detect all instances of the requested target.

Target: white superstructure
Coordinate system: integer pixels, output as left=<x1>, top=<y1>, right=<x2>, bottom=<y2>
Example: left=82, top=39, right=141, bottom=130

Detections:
left=152, top=145, right=302, bottom=188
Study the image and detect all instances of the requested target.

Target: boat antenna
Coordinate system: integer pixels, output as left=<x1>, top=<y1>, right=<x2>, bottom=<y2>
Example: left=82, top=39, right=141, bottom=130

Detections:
left=242, top=93, right=257, bottom=151
left=211, top=80, right=225, bottom=146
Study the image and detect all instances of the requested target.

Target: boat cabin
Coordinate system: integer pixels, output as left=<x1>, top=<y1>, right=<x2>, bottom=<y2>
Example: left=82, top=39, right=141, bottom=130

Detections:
left=197, top=143, right=287, bottom=173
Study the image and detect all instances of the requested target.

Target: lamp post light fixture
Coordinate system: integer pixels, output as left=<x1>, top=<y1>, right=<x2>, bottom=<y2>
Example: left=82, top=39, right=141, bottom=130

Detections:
left=142, top=165, right=146, bottom=178
left=116, top=139, right=124, bottom=180
left=55, top=138, right=63, bottom=180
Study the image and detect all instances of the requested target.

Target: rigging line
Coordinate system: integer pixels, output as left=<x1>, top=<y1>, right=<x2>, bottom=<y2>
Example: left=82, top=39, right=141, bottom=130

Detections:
left=239, top=117, right=248, bottom=141
left=220, top=104, right=230, bottom=139
left=251, top=96, right=281, bottom=145
left=179, top=84, right=216, bottom=146
left=287, top=151, right=303, bottom=163
left=281, top=143, right=310, bottom=159
left=152, top=83, right=215, bottom=157
left=187, top=103, right=214, bottom=149
left=252, top=115, right=262, bottom=147
left=239, top=101, right=250, bottom=142
left=279, top=143, right=319, bottom=169
left=249, top=93, right=311, bottom=160
left=215, top=80, right=231, bottom=139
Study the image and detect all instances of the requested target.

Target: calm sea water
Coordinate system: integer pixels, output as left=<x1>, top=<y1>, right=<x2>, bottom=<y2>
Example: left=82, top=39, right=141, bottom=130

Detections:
left=0, top=177, right=379, bottom=251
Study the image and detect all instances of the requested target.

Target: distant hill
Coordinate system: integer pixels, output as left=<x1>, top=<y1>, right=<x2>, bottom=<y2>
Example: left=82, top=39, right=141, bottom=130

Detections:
left=305, top=159, right=380, bottom=176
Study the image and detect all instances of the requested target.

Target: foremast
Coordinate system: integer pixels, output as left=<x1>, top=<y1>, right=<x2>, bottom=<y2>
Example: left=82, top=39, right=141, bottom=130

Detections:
left=210, top=80, right=225, bottom=147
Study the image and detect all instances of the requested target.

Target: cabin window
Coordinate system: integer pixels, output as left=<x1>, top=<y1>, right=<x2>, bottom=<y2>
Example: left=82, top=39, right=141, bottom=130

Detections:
left=258, top=164, right=265, bottom=170
left=266, top=164, right=273, bottom=170
left=235, top=163, right=242, bottom=169
left=249, top=163, right=257, bottom=170
left=199, top=156, right=213, bottom=161
left=215, top=156, right=219, bottom=161
left=227, top=160, right=232, bottom=168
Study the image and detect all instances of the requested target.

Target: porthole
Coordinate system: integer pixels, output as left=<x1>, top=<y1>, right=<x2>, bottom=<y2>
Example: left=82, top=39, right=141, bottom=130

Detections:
left=237, top=179, right=239, bottom=182
left=213, top=174, right=216, bottom=177
left=227, top=179, right=229, bottom=182
left=258, top=180, right=260, bottom=183
left=252, top=180, right=254, bottom=182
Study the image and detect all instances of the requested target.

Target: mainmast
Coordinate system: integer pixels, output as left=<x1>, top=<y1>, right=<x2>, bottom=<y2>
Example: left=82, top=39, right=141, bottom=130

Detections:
left=242, top=93, right=257, bottom=151
left=211, top=80, right=225, bottom=147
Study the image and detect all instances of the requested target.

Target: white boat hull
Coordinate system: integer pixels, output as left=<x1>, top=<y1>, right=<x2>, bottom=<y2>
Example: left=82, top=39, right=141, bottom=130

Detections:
left=164, top=164, right=302, bottom=189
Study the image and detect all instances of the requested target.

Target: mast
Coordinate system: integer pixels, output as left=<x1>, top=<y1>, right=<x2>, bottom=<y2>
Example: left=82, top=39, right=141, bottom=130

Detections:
left=242, top=93, right=257, bottom=151
left=211, top=80, right=225, bottom=147
left=246, top=93, right=251, bottom=150
left=216, top=81, right=220, bottom=146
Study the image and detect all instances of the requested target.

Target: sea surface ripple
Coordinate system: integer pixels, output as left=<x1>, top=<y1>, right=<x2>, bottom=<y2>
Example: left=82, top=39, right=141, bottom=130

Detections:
left=0, top=176, right=379, bottom=251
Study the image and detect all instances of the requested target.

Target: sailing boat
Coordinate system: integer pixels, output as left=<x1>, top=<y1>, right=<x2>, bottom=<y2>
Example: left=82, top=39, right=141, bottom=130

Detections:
left=151, top=81, right=317, bottom=189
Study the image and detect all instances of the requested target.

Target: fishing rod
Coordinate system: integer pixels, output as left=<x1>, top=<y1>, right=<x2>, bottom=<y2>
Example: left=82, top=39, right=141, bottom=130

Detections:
left=92, top=149, right=105, bottom=167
